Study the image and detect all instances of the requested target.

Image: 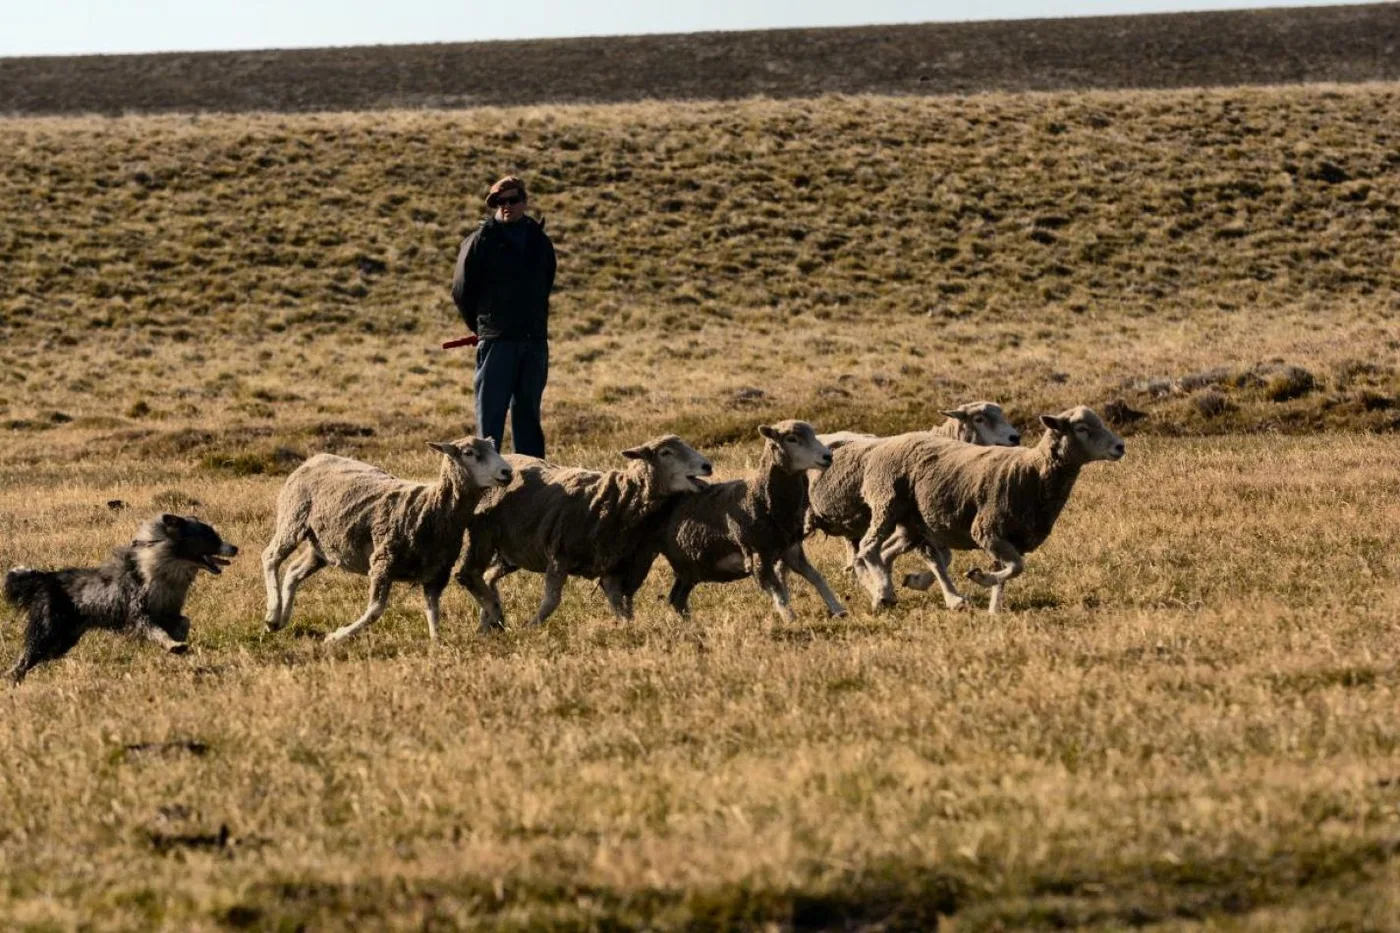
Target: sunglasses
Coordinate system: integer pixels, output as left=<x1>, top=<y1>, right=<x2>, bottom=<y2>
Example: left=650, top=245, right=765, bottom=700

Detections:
left=493, top=193, right=526, bottom=207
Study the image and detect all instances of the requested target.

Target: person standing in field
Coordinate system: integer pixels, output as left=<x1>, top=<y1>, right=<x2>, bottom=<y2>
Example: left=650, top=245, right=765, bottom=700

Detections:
left=451, top=175, right=556, bottom=458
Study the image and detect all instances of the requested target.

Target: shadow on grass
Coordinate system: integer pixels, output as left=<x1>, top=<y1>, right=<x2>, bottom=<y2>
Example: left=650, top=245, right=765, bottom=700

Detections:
left=212, top=836, right=1400, bottom=931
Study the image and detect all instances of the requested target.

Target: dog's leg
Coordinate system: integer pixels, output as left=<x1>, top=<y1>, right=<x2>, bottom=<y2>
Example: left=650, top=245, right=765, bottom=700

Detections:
left=325, top=569, right=392, bottom=643
left=136, top=619, right=189, bottom=654
left=10, top=601, right=86, bottom=683
left=277, top=549, right=328, bottom=631
left=262, top=532, right=305, bottom=632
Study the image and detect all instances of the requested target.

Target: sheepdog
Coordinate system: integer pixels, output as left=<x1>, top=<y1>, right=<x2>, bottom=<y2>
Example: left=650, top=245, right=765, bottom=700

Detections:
left=3, top=514, right=237, bottom=683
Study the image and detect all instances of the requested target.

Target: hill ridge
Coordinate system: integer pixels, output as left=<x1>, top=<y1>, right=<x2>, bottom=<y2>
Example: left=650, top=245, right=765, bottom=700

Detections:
left=2, top=4, right=1398, bottom=116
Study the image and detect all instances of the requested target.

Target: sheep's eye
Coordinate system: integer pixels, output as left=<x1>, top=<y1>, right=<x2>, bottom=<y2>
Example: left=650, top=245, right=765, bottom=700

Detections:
left=659, top=449, right=672, bottom=457
left=785, top=435, right=798, bottom=444
left=973, top=416, right=984, bottom=424
left=1074, top=425, right=1088, bottom=435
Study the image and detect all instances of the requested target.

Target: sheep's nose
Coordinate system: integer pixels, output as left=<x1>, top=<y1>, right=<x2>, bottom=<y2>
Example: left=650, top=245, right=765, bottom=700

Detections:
left=700, top=462, right=713, bottom=475
left=498, top=469, right=513, bottom=482
left=1113, top=443, right=1125, bottom=456
left=1008, top=434, right=1021, bottom=445
left=820, top=454, right=833, bottom=467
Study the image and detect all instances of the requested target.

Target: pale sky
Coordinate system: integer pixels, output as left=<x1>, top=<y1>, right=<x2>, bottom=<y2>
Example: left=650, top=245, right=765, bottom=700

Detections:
left=0, top=0, right=1373, bottom=57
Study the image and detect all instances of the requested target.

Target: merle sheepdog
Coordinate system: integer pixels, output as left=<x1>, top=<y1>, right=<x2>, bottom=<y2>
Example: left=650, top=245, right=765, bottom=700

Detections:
left=3, top=514, right=237, bottom=683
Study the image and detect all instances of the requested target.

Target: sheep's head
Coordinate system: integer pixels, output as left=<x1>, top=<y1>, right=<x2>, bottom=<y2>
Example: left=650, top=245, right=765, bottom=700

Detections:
left=760, top=420, right=833, bottom=472
left=939, top=401, right=1021, bottom=447
left=1038, top=407, right=1125, bottom=464
left=428, top=437, right=514, bottom=488
left=621, top=434, right=713, bottom=493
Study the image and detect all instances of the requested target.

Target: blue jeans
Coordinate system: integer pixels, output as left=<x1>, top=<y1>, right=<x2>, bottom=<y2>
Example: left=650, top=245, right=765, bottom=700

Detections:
left=474, top=338, right=548, bottom=457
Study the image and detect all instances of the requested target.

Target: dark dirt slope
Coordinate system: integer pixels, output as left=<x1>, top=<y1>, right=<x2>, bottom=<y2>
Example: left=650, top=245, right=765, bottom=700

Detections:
left=1, top=4, right=1397, bottom=116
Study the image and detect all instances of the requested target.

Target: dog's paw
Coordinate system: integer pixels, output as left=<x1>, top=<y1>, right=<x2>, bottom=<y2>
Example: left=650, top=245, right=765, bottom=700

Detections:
left=168, top=642, right=190, bottom=655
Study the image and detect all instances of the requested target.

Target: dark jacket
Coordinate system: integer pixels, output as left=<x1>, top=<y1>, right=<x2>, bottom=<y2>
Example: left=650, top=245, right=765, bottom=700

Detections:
left=451, top=216, right=556, bottom=341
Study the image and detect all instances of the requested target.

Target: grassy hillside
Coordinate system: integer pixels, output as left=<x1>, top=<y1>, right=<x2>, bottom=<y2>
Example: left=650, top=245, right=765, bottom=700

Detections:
left=1, top=4, right=1398, bottom=115
left=2, top=83, right=1400, bottom=929
left=2, top=84, right=1398, bottom=470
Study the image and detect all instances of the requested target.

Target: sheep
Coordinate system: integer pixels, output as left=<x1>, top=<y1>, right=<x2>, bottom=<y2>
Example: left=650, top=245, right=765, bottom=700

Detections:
left=261, top=437, right=512, bottom=642
left=456, top=434, right=713, bottom=630
left=853, top=405, right=1124, bottom=614
left=807, top=402, right=1022, bottom=609
left=815, top=401, right=1021, bottom=452
left=656, top=420, right=846, bottom=622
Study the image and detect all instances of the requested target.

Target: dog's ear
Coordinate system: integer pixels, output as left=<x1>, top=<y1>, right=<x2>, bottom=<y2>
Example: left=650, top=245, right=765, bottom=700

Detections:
left=160, top=513, right=185, bottom=530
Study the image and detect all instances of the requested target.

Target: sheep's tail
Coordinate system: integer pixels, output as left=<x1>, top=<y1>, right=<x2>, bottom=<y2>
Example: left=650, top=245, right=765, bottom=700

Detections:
left=3, top=567, right=44, bottom=610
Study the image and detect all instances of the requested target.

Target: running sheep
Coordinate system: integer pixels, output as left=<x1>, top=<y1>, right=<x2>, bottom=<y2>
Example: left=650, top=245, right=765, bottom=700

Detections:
left=656, top=420, right=846, bottom=622
left=261, top=437, right=512, bottom=642
left=854, top=405, right=1124, bottom=614
left=808, top=401, right=1021, bottom=608
left=456, top=434, right=712, bottom=630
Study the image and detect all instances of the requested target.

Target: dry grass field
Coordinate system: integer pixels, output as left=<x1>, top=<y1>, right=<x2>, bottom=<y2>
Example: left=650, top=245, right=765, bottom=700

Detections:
left=2, top=81, right=1400, bottom=930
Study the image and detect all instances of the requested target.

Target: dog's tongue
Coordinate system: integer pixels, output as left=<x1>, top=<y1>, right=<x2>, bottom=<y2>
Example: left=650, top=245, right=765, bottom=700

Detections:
left=199, top=555, right=229, bottom=574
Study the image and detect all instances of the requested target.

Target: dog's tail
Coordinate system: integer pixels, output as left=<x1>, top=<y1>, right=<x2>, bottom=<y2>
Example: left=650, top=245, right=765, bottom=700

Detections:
left=3, top=567, right=45, bottom=610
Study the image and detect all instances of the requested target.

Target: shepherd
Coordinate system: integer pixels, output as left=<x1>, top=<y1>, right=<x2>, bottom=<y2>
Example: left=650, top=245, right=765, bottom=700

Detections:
left=451, top=175, right=557, bottom=458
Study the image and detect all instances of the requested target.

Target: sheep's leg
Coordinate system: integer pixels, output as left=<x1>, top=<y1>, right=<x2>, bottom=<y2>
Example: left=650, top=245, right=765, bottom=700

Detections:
left=277, top=548, right=328, bottom=630
left=667, top=576, right=696, bottom=620
left=525, top=567, right=566, bottom=628
left=600, top=575, right=633, bottom=622
left=782, top=543, right=847, bottom=618
left=458, top=567, right=505, bottom=633
left=966, top=539, right=1025, bottom=615
left=905, top=543, right=968, bottom=611
left=484, top=560, right=518, bottom=587
left=261, top=531, right=305, bottom=632
left=752, top=553, right=795, bottom=623
left=325, top=571, right=392, bottom=642
left=879, top=525, right=918, bottom=567
left=842, top=538, right=859, bottom=574
left=422, top=571, right=451, bottom=641
left=855, top=505, right=900, bottom=610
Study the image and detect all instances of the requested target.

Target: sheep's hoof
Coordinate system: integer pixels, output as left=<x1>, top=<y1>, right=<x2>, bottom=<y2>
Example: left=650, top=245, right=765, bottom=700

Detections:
left=263, top=619, right=282, bottom=634
left=829, top=606, right=849, bottom=619
left=902, top=572, right=935, bottom=592
left=168, top=642, right=190, bottom=655
left=945, top=596, right=970, bottom=612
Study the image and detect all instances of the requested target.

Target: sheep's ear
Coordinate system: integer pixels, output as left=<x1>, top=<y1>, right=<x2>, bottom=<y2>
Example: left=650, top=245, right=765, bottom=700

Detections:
left=621, top=445, right=649, bottom=461
left=758, top=425, right=781, bottom=441
left=427, top=441, right=456, bottom=456
left=1039, top=415, right=1068, bottom=433
left=939, top=409, right=970, bottom=422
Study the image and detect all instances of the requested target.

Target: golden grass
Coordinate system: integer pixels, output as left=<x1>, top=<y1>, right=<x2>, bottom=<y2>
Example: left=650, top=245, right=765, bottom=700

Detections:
left=2, top=83, right=1400, bottom=929
left=2, top=436, right=1400, bottom=930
